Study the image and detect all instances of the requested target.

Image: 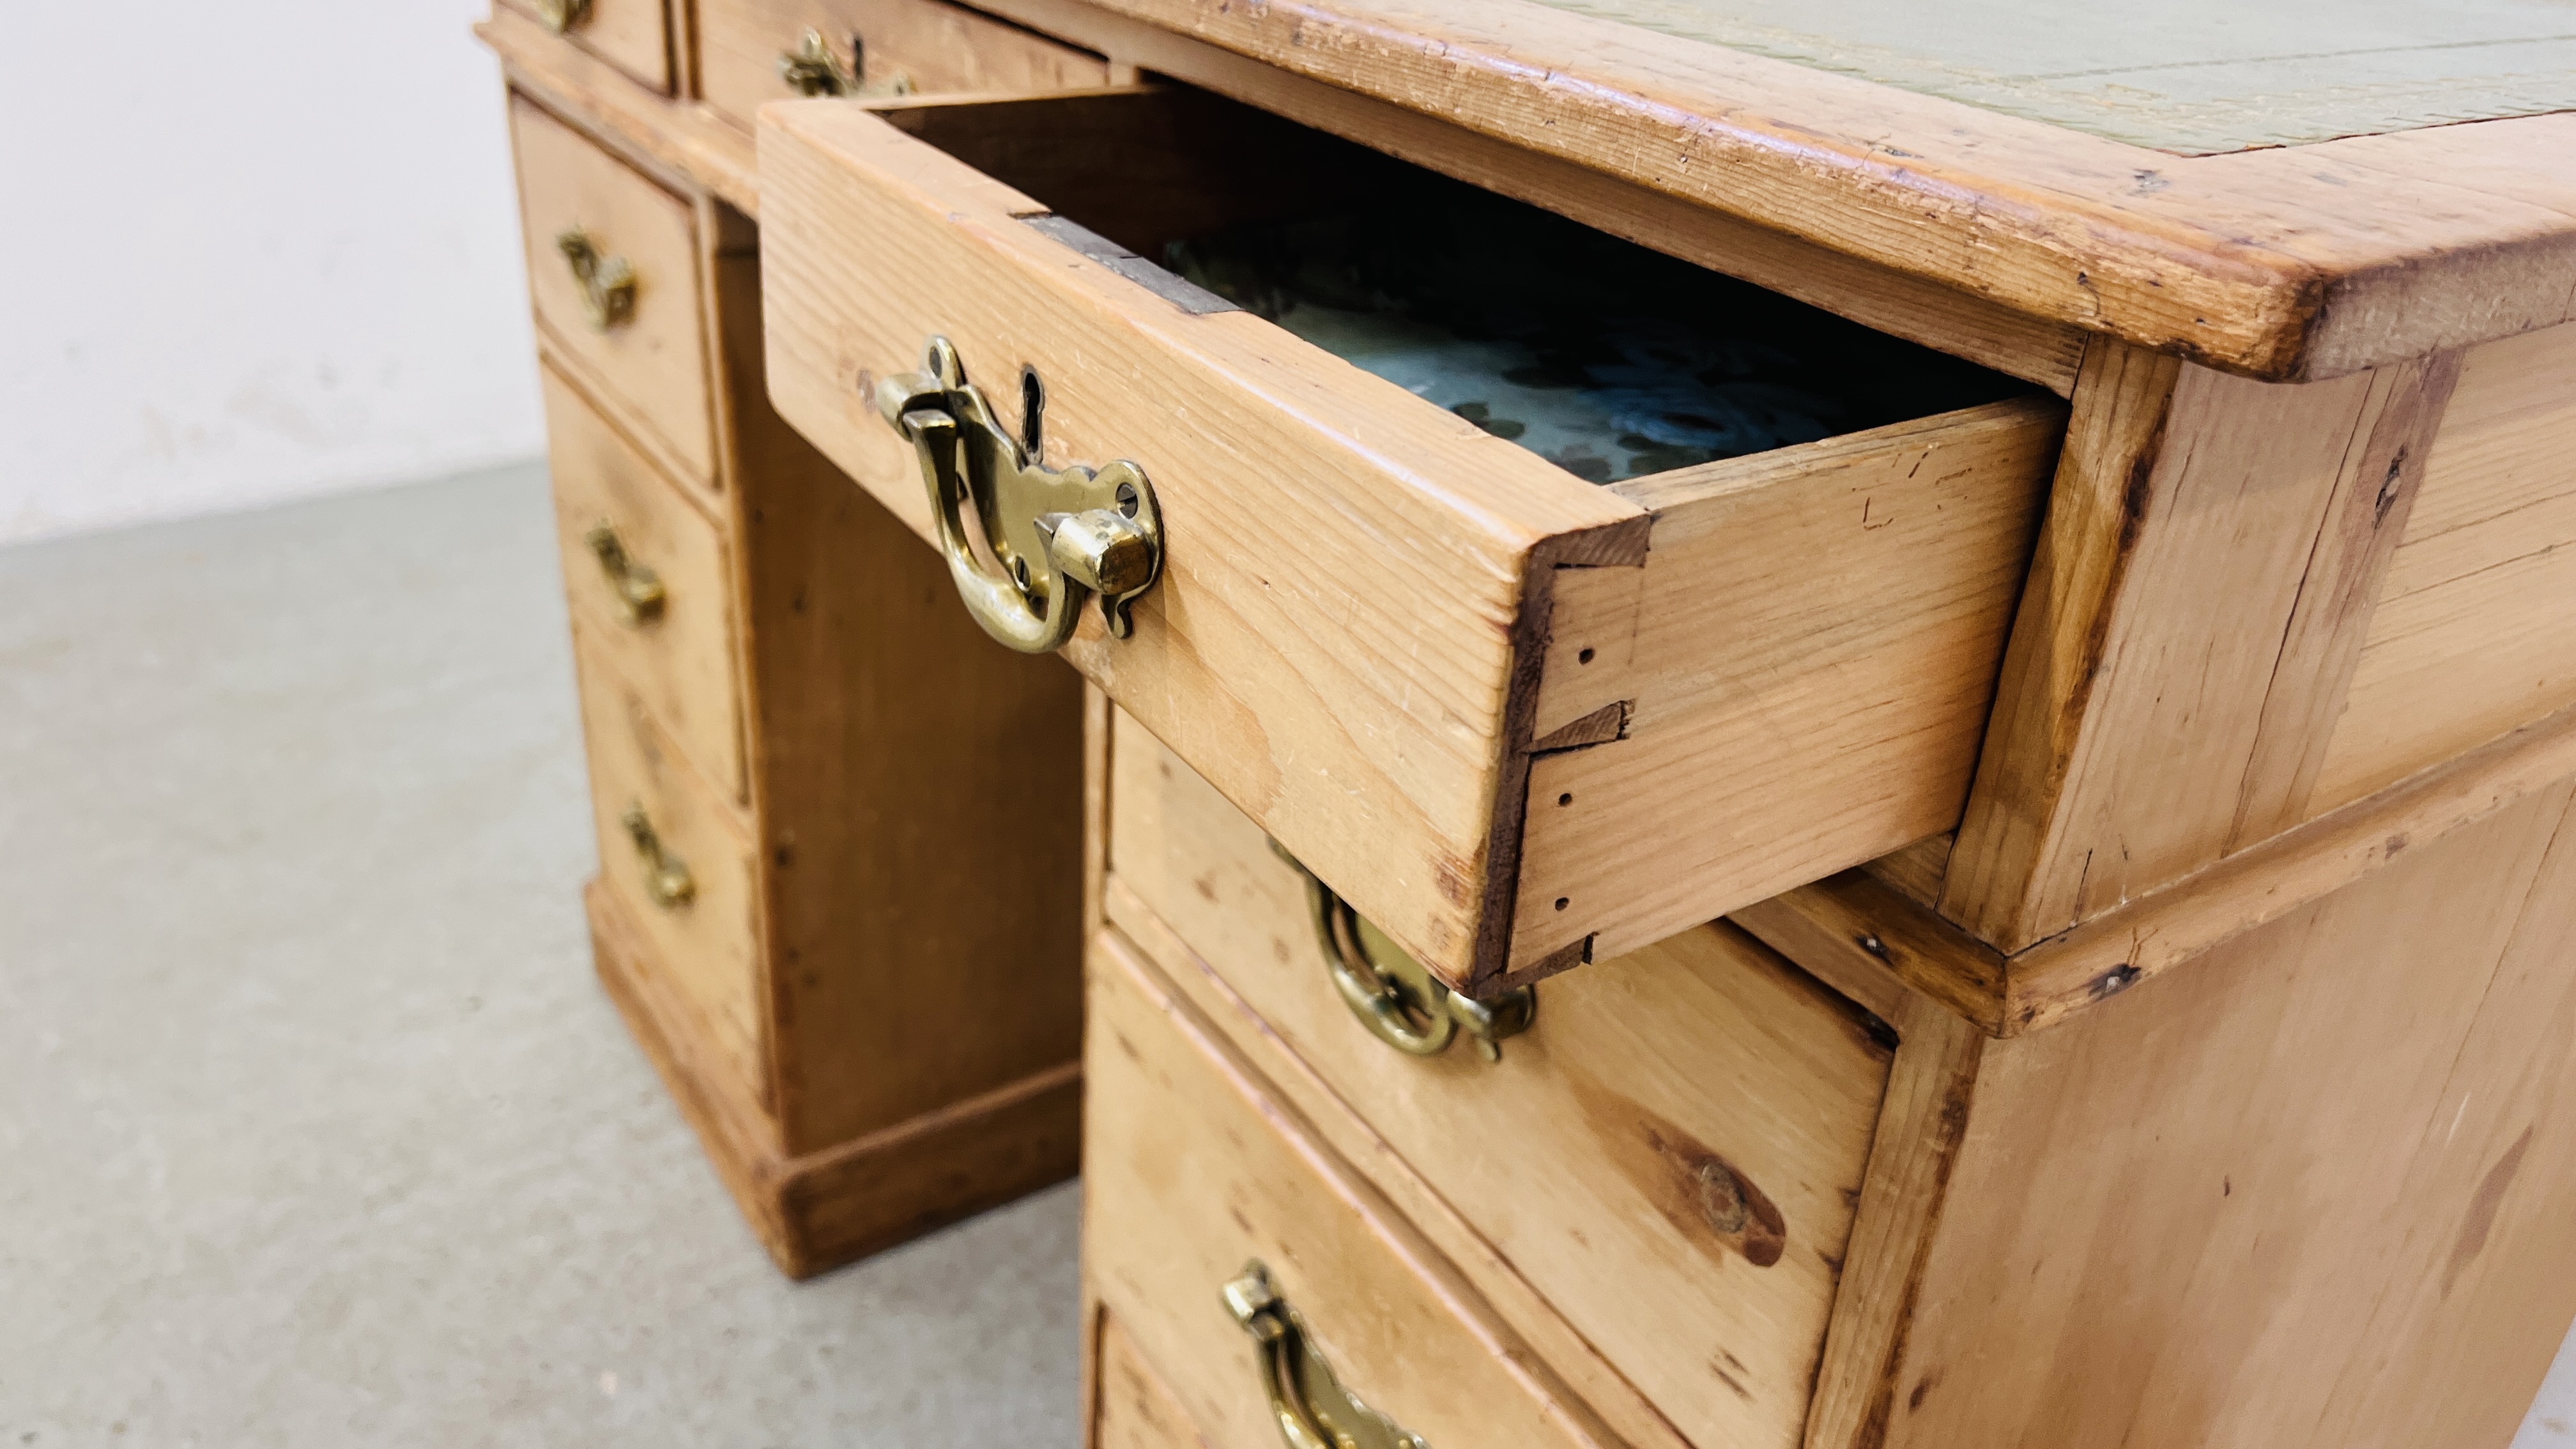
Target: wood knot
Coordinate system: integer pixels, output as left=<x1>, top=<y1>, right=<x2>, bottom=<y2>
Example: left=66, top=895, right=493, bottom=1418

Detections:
left=1696, top=1160, right=1750, bottom=1234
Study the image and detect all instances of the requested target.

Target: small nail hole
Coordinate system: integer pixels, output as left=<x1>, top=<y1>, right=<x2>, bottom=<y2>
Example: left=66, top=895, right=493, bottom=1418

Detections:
left=1557, top=793, right=1573, bottom=806
left=1554, top=897, right=1570, bottom=911
left=1577, top=647, right=1596, bottom=664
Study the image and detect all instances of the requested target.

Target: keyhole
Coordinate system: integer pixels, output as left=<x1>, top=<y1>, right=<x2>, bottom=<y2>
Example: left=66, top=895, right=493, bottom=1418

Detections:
left=1019, top=365, right=1046, bottom=459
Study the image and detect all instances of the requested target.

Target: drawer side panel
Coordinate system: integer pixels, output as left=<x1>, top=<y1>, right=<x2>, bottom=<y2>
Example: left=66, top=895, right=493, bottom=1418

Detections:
left=1513, top=397, right=2064, bottom=975
left=758, top=100, right=1643, bottom=982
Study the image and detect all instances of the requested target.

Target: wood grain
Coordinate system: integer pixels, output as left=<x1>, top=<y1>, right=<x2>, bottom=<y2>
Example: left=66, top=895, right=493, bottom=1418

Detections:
left=1804, top=990, right=1985, bottom=1449
left=1881, top=781, right=2576, bottom=1449
left=1745, top=696, right=2576, bottom=1039
left=2004, top=698, right=2576, bottom=1035
left=510, top=94, right=719, bottom=484
left=970, top=0, right=2576, bottom=380
left=950, top=0, right=2085, bottom=394
left=2310, top=786, right=2576, bottom=1447
left=1108, top=719, right=1890, bottom=1449
left=1942, top=339, right=2458, bottom=950
left=1733, top=871, right=2007, bottom=1037
left=1862, top=833, right=1954, bottom=908
left=571, top=628, right=769, bottom=1101
left=709, top=226, right=1089, bottom=1156
left=1514, top=398, right=2060, bottom=977
left=1089, top=1309, right=1210, bottom=1449
left=1476, top=0, right=2576, bottom=157
left=588, top=880, right=1079, bottom=1279
left=501, top=0, right=674, bottom=92
left=698, top=0, right=1111, bottom=131
left=763, top=1056, right=1082, bottom=1275
left=540, top=362, right=746, bottom=800
left=483, top=10, right=760, bottom=215
left=1084, top=927, right=1623, bottom=1449
left=760, top=98, right=1644, bottom=985
left=1103, top=875, right=1699, bottom=1449
left=2316, top=321, right=2576, bottom=813
left=2227, top=351, right=2464, bottom=847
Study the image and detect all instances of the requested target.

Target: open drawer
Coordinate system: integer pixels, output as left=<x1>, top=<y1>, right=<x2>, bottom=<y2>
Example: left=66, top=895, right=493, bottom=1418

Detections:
left=760, top=86, right=2064, bottom=994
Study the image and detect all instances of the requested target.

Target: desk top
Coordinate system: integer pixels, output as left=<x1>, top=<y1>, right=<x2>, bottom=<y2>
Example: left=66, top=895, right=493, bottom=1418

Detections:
left=1067, top=0, right=2576, bottom=379
left=1523, top=0, right=2576, bottom=155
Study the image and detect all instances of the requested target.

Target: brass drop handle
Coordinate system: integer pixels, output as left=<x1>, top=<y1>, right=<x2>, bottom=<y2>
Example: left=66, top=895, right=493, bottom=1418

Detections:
left=584, top=524, right=666, bottom=625
left=1271, top=841, right=1533, bottom=1063
left=1224, top=1263, right=1429, bottom=1449
left=874, top=336, right=1164, bottom=654
left=620, top=804, right=694, bottom=908
left=532, top=0, right=591, bottom=33
left=556, top=229, right=636, bottom=332
left=779, top=27, right=855, bottom=95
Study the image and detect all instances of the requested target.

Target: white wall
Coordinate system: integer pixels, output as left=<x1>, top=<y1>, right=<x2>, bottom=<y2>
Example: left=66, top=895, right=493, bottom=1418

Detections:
left=1, top=1, right=542, bottom=544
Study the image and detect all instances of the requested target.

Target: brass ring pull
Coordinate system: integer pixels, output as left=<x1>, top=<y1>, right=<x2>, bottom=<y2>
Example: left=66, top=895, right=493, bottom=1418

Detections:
left=1224, top=1262, right=1429, bottom=1449
left=1271, top=841, right=1533, bottom=1063
left=556, top=229, right=636, bottom=332
left=532, top=0, right=591, bottom=33
left=620, top=804, right=694, bottom=908
left=874, top=337, right=1163, bottom=654
left=584, top=524, right=666, bottom=625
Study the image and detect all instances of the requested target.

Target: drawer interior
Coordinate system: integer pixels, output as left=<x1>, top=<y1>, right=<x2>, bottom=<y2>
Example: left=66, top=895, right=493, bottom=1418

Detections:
left=765, top=87, right=2063, bottom=992
left=882, top=86, right=2027, bottom=486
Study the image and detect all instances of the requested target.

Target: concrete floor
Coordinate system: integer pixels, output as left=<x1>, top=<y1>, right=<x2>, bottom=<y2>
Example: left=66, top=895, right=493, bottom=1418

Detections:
left=0, top=464, right=1078, bottom=1446
left=0, top=463, right=2570, bottom=1445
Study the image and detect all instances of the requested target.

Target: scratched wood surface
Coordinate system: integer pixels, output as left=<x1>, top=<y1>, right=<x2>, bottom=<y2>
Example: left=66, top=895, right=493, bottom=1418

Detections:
left=1084, top=929, right=1626, bottom=1449
left=1883, top=781, right=2576, bottom=1449
left=1519, top=0, right=2576, bottom=155
left=1108, top=717, right=1891, bottom=1449
left=2317, top=320, right=2576, bottom=815
left=980, top=0, right=2576, bottom=380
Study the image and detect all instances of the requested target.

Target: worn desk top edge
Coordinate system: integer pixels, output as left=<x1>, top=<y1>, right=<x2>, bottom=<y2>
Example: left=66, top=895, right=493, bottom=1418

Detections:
left=1071, top=0, right=2576, bottom=379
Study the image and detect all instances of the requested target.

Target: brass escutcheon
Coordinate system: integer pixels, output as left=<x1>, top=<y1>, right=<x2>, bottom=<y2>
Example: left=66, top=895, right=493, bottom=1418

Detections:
left=556, top=229, right=636, bottom=332
left=621, top=804, right=694, bottom=908
left=1270, top=841, right=1534, bottom=1063
left=584, top=523, right=666, bottom=625
left=778, top=27, right=915, bottom=96
left=873, top=337, right=1163, bottom=654
left=532, top=0, right=591, bottom=33
left=1224, top=1262, right=1429, bottom=1449
left=778, top=27, right=856, bottom=95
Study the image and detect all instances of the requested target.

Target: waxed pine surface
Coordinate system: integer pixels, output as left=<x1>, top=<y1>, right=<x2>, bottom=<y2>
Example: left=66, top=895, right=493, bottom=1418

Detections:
left=1512, top=0, right=2576, bottom=153
left=0, top=461, right=2568, bottom=1445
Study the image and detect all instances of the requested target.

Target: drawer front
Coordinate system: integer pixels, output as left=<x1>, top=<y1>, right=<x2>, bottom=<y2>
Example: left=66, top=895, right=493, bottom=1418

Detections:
left=700, top=0, right=1110, bottom=130
left=1108, top=716, right=1896, bottom=1449
left=500, top=0, right=673, bottom=91
left=542, top=364, right=746, bottom=801
left=510, top=96, right=716, bottom=484
left=1091, top=1310, right=1209, bottom=1449
left=761, top=95, right=2057, bottom=993
left=1085, top=930, right=1613, bottom=1449
left=574, top=632, right=766, bottom=1102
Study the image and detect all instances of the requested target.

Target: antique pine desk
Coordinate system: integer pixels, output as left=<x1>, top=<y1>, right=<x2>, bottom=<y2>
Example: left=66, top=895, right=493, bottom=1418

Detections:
left=483, top=1, right=2576, bottom=1444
